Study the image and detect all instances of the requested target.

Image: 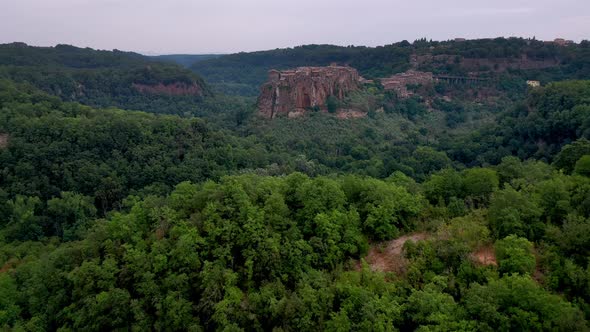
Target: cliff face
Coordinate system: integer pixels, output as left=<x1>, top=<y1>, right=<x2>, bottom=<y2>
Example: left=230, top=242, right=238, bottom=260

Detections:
left=258, top=66, right=360, bottom=118
left=381, top=70, right=434, bottom=98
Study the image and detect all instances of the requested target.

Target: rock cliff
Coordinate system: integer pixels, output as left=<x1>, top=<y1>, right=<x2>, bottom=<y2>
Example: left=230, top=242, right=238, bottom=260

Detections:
left=257, top=65, right=361, bottom=118
left=380, top=70, right=434, bottom=98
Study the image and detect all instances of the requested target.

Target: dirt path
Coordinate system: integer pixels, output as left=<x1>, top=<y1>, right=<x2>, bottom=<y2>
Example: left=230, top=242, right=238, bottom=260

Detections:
left=0, top=133, right=8, bottom=149
left=471, top=245, right=497, bottom=266
left=0, top=260, right=17, bottom=274
left=360, top=233, right=429, bottom=273
left=359, top=232, right=499, bottom=273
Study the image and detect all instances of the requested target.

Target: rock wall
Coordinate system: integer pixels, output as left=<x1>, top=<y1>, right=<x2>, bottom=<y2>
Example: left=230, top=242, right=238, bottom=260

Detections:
left=257, top=65, right=361, bottom=118
left=381, top=70, right=434, bottom=98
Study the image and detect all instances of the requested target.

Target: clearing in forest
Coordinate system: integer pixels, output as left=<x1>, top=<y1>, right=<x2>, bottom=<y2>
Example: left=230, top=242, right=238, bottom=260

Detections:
left=360, top=233, right=429, bottom=273
left=471, top=245, right=497, bottom=266
left=0, top=133, right=8, bottom=148
left=360, top=232, right=499, bottom=273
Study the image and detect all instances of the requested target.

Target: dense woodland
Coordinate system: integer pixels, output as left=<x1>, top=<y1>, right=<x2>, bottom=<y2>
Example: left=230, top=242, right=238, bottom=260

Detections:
left=1, top=38, right=590, bottom=331
left=150, top=54, right=224, bottom=68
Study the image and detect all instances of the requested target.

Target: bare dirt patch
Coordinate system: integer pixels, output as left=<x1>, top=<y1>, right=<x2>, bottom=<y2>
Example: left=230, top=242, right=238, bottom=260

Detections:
left=359, top=233, right=429, bottom=273
left=336, top=109, right=367, bottom=119
left=471, top=245, right=497, bottom=266
left=0, top=133, right=8, bottom=149
left=0, top=259, right=19, bottom=274
left=287, top=110, right=306, bottom=118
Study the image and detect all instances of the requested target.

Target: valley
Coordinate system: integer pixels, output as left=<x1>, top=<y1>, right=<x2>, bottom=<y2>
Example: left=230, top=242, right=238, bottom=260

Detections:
left=0, top=37, right=589, bottom=331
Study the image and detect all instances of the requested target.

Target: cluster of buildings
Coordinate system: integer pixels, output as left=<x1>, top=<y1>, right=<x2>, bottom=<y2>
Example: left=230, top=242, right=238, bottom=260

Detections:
left=453, top=37, right=576, bottom=46
left=259, top=65, right=361, bottom=118
left=380, top=70, right=434, bottom=98
left=551, top=38, right=575, bottom=46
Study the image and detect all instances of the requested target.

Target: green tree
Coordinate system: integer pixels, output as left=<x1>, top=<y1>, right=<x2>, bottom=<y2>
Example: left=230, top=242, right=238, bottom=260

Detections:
left=343, top=177, right=422, bottom=240
left=326, top=95, right=340, bottom=113
left=462, top=168, right=499, bottom=207
left=534, top=177, right=571, bottom=224
left=574, top=155, right=590, bottom=177
left=47, top=192, right=97, bottom=240
left=465, top=275, right=587, bottom=331
left=407, top=147, right=452, bottom=179
left=495, top=235, right=536, bottom=275
left=553, top=138, right=590, bottom=174
left=550, top=215, right=590, bottom=264
left=328, top=268, right=402, bottom=331
left=488, top=186, right=543, bottom=240
left=404, top=278, right=474, bottom=330
left=4, top=196, right=43, bottom=241
left=435, top=213, right=490, bottom=271
left=422, top=168, right=464, bottom=205
left=0, top=274, right=20, bottom=328
left=295, top=177, right=346, bottom=234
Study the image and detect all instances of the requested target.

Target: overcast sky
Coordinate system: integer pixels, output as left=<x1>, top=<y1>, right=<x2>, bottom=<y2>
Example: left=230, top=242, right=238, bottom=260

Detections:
left=0, top=0, right=588, bottom=54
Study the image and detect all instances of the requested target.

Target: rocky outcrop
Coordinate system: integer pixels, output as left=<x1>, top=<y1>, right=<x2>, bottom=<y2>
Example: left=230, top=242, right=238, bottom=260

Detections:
left=381, top=70, right=434, bottom=98
left=257, top=65, right=361, bottom=118
left=132, top=82, right=204, bottom=96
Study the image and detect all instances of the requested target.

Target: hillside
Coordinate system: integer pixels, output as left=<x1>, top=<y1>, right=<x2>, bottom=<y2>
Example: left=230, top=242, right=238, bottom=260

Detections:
left=191, top=38, right=590, bottom=96
left=1, top=97, right=590, bottom=329
left=1, top=38, right=590, bottom=330
left=0, top=43, right=215, bottom=116
left=149, top=54, right=224, bottom=67
left=191, top=43, right=411, bottom=96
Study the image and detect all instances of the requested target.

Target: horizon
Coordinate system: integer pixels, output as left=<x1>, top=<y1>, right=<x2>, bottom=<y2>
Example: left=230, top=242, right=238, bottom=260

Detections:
left=2, top=36, right=586, bottom=57
left=1, top=0, right=588, bottom=54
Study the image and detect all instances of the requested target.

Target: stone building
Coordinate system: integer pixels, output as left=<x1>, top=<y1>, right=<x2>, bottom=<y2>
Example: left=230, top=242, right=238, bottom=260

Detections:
left=380, top=70, right=434, bottom=98
left=527, top=80, right=541, bottom=87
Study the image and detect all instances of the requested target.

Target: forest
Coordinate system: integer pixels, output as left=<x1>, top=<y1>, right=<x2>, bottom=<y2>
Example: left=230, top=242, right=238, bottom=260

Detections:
left=0, top=38, right=590, bottom=331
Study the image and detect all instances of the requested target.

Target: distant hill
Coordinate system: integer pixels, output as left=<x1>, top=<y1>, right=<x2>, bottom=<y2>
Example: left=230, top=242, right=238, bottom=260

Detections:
left=191, top=43, right=411, bottom=96
left=191, top=38, right=590, bottom=96
left=0, top=43, right=213, bottom=115
left=149, top=54, right=224, bottom=67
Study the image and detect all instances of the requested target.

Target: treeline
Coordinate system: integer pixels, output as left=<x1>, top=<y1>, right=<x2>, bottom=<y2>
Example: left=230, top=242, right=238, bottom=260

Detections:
left=0, top=43, right=221, bottom=117
left=0, top=43, right=146, bottom=68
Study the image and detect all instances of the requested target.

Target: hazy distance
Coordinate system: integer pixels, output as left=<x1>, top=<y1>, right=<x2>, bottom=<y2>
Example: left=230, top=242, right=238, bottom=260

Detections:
left=0, top=0, right=588, bottom=54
